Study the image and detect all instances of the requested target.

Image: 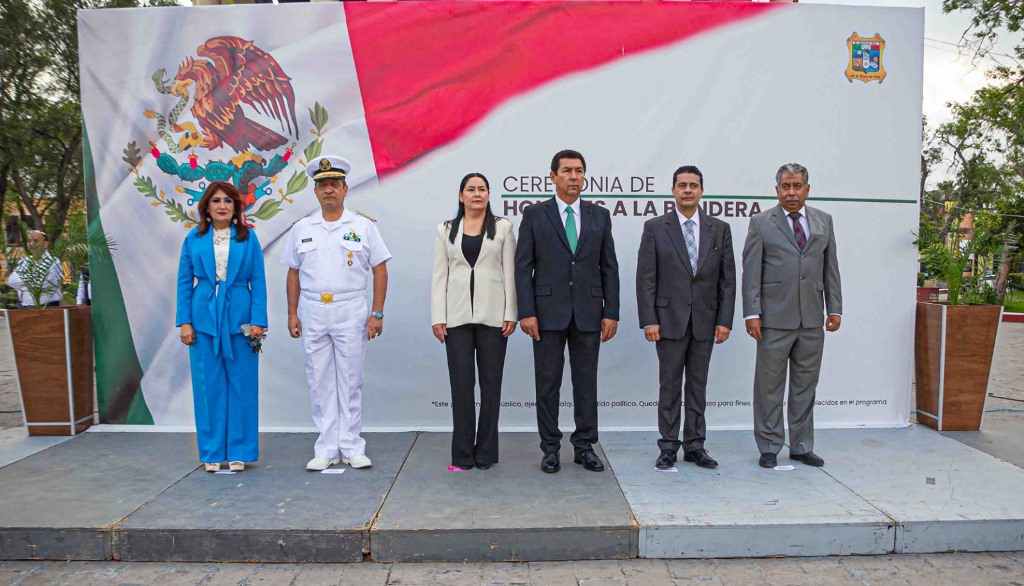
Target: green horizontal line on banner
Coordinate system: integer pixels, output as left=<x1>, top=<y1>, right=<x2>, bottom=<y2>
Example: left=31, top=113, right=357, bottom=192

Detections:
left=500, top=194, right=916, bottom=204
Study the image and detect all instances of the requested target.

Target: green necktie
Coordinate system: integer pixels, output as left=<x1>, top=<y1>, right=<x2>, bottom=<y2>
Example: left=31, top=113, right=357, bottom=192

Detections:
left=565, top=206, right=578, bottom=254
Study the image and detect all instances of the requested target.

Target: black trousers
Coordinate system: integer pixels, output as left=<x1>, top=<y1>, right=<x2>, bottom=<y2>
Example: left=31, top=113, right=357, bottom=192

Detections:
left=533, top=317, right=600, bottom=455
left=656, top=321, right=714, bottom=454
left=445, top=324, right=508, bottom=467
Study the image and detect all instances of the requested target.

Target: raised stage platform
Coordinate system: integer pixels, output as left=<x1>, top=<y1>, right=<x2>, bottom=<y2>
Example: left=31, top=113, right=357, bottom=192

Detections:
left=1, top=427, right=1022, bottom=562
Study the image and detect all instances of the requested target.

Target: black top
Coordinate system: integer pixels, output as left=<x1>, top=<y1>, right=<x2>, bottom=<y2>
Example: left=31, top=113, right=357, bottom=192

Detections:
left=462, top=233, right=483, bottom=268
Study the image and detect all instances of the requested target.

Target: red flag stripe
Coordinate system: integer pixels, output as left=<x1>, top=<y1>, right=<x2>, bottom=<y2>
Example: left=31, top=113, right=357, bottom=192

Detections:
left=345, top=1, right=780, bottom=177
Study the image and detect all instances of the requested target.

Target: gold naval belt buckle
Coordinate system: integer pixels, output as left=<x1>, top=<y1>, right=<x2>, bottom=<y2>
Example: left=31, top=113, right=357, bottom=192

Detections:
left=320, top=292, right=334, bottom=304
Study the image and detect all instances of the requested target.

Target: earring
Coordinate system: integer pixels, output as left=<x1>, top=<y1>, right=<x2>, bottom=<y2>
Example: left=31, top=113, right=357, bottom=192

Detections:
left=232, top=218, right=237, bottom=225
left=207, top=216, right=212, bottom=222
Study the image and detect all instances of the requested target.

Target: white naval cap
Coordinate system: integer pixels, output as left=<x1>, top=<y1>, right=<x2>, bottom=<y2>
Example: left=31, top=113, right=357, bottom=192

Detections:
left=306, top=156, right=351, bottom=181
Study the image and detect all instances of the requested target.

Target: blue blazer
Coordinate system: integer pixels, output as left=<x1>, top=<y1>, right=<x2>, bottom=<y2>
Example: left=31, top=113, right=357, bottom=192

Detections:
left=176, top=226, right=268, bottom=359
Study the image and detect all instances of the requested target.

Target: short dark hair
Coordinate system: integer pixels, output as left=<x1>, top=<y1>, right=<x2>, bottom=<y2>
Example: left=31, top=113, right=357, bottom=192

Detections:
left=672, top=165, right=703, bottom=189
left=550, top=149, right=586, bottom=174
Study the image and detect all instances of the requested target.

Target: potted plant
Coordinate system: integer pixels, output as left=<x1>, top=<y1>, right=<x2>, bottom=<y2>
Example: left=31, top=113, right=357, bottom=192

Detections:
left=914, top=239, right=1002, bottom=431
left=2, top=220, right=113, bottom=436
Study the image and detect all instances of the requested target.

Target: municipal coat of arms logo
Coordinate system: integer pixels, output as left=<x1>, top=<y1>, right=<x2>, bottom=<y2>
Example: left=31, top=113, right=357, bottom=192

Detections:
left=121, top=36, right=330, bottom=227
left=845, top=33, right=886, bottom=84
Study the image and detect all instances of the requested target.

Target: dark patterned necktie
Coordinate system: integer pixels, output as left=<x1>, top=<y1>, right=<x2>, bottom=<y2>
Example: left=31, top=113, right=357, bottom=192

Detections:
left=789, top=211, right=806, bottom=250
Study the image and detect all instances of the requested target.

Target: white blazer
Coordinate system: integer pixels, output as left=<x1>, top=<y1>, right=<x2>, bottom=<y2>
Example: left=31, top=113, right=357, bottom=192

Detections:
left=431, top=217, right=517, bottom=328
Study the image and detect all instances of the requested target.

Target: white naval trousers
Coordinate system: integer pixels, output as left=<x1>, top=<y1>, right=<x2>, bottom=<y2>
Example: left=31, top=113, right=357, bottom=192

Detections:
left=298, top=291, right=369, bottom=459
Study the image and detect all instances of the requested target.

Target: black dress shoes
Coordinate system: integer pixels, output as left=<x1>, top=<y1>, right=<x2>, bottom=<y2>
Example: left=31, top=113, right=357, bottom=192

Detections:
left=790, top=451, right=825, bottom=467
left=759, top=452, right=777, bottom=468
left=683, top=448, right=719, bottom=469
left=476, top=463, right=492, bottom=471
left=574, top=450, right=605, bottom=472
left=655, top=449, right=677, bottom=469
left=541, top=452, right=560, bottom=474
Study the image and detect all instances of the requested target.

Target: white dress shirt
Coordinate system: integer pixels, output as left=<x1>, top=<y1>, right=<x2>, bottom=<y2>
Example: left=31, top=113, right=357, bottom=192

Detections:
left=554, top=196, right=581, bottom=239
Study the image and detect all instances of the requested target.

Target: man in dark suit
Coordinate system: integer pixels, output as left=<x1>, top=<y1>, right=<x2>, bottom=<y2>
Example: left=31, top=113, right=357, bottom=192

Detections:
left=742, top=163, right=842, bottom=469
left=636, top=166, right=736, bottom=470
left=515, top=149, right=620, bottom=474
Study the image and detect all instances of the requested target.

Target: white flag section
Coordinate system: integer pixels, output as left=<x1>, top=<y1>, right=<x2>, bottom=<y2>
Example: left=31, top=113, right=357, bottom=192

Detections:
left=79, top=4, right=376, bottom=424
left=79, top=3, right=923, bottom=431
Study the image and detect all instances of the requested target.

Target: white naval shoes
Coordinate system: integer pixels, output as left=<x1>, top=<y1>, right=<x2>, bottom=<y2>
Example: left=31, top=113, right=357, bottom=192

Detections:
left=306, top=456, right=341, bottom=471
left=343, top=454, right=372, bottom=469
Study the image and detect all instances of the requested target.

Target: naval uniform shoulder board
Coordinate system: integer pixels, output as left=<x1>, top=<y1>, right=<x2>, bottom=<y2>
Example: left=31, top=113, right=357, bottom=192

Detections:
left=355, top=210, right=377, bottom=223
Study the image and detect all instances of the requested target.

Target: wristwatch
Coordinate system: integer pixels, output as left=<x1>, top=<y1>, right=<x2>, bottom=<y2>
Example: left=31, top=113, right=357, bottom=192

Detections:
left=371, top=310, right=384, bottom=319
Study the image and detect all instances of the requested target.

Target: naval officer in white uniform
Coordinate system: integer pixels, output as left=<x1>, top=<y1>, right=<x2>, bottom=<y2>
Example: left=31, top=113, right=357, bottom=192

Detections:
left=282, top=156, right=391, bottom=471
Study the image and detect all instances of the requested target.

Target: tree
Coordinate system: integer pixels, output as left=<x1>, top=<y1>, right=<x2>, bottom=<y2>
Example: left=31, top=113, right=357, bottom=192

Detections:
left=0, top=0, right=177, bottom=244
left=929, top=0, right=1024, bottom=301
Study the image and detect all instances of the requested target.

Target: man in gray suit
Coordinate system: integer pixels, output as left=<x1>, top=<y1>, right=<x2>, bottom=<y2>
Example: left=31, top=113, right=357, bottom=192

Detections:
left=637, top=166, right=735, bottom=470
left=742, top=163, right=842, bottom=468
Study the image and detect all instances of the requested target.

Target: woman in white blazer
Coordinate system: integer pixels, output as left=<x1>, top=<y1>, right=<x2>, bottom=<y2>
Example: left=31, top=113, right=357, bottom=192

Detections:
left=431, top=173, right=517, bottom=470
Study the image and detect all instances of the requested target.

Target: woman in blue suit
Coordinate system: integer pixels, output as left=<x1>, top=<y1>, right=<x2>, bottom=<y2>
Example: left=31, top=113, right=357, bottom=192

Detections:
left=176, top=181, right=267, bottom=472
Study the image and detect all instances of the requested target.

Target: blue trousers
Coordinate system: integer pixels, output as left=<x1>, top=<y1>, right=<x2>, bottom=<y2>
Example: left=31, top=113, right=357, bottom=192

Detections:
left=190, top=332, right=259, bottom=462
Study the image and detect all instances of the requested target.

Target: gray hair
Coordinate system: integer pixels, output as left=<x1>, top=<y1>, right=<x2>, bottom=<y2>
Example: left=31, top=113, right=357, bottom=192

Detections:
left=775, top=163, right=809, bottom=185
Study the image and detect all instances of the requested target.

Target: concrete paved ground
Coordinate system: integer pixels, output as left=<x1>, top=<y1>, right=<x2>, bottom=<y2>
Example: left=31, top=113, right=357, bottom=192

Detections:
left=1, top=321, right=1023, bottom=581
left=0, top=318, right=22, bottom=431
left=978, top=322, right=1024, bottom=422
left=1, top=553, right=1023, bottom=585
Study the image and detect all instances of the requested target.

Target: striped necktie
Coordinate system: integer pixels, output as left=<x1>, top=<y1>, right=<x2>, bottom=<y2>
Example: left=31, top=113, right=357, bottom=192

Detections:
left=789, top=211, right=807, bottom=250
left=683, top=219, right=697, bottom=274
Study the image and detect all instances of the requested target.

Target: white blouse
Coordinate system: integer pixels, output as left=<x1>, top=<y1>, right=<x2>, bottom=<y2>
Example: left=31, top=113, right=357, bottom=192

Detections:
left=213, top=227, right=231, bottom=282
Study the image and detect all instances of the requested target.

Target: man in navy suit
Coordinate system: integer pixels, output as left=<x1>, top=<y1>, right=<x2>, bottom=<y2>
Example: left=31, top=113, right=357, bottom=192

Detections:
left=515, top=149, right=620, bottom=474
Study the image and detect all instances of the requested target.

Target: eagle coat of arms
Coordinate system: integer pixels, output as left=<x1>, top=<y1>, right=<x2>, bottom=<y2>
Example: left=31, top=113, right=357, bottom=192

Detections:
left=122, top=35, right=329, bottom=227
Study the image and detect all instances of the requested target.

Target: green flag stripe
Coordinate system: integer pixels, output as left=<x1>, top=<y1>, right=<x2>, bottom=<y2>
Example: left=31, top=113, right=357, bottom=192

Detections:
left=84, top=124, right=154, bottom=425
